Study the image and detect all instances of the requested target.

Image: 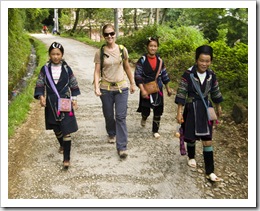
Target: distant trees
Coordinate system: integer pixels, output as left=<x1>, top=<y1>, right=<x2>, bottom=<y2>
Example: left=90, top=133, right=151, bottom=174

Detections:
left=164, top=8, right=248, bottom=46
left=12, top=8, right=247, bottom=47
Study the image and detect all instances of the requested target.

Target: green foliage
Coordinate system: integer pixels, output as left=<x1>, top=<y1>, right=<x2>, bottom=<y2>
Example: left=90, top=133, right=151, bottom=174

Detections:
left=8, top=37, right=48, bottom=138
left=23, top=8, right=50, bottom=32
left=165, top=8, right=248, bottom=47
left=210, top=39, right=248, bottom=111
left=220, top=8, right=248, bottom=46
left=59, top=9, right=74, bottom=28
left=8, top=9, right=32, bottom=98
left=159, top=25, right=207, bottom=55
left=117, top=25, right=158, bottom=55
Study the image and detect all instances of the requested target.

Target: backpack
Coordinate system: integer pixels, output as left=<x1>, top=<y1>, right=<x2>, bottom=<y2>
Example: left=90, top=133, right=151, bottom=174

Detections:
left=100, top=44, right=125, bottom=77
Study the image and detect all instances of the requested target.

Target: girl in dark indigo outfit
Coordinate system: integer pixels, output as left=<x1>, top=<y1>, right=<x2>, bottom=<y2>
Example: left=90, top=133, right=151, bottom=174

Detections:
left=134, top=37, right=172, bottom=139
left=175, top=45, right=223, bottom=182
left=34, top=42, right=80, bottom=168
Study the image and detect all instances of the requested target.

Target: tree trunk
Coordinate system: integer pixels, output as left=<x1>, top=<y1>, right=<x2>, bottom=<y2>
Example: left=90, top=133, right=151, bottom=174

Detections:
left=148, top=8, right=153, bottom=25
left=155, top=8, right=160, bottom=25
left=160, top=8, right=168, bottom=24
left=114, top=8, right=119, bottom=37
left=70, top=8, right=80, bottom=36
left=133, top=8, right=138, bottom=30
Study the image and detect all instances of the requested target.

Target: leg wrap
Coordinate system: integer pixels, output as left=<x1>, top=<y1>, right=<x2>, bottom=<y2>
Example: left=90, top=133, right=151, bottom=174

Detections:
left=141, top=115, right=148, bottom=121
left=152, top=115, right=161, bottom=133
left=55, top=131, right=63, bottom=147
left=187, top=141, right=196, bottom=159
left=203, top=146, right=214, bottom=175
left=63, top=135, right=71, bottom=162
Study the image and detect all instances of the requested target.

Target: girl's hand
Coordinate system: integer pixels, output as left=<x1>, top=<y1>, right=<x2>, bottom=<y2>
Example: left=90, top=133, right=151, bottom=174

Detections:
left=167, top=88, right=173, bottom=97
left=215, top=104, right=222, bottom=118
left=176, top=113, right=184, bottom=124
left=72, top=100, right=78, bottom=110
left=39, top=96, right=46, bottom=107
left=141, top=90, right=149, bottom=99
left=216, top=107, right=222, bottom=118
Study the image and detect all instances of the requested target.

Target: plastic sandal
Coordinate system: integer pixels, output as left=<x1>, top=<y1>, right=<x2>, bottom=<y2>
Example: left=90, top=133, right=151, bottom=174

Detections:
left=153, top=133, right=160, bottom=139
left=206, top=173, right=223, bottom=182
left=188, top=158, right=197, bottom=168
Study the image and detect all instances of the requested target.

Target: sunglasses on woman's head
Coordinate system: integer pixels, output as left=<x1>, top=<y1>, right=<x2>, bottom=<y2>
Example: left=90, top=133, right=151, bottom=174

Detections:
left=104, top=32, right=115, bottom=37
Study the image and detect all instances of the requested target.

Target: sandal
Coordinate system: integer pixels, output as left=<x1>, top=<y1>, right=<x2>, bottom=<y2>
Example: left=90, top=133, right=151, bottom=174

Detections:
left=63, top=160, right=70, bottom=168
left=206, top=173, right=223, bottom=182
left=187, top=158, right=196, bottom=168
left=153, top=133, right=160, bottom=139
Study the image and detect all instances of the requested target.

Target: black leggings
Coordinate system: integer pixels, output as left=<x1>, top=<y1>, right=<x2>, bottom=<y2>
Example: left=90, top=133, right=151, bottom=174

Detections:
left=142, top=106, right=163, bottom=133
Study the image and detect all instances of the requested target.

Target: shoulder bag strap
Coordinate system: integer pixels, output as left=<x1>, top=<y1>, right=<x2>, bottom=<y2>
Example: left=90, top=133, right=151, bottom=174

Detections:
left=100, top=44, right=106, bottom=77
left=44, top=65, right=60, bottom=99
left=155, top=58, right=162, bottom=80
left=190, top=73, right=213, bottom=121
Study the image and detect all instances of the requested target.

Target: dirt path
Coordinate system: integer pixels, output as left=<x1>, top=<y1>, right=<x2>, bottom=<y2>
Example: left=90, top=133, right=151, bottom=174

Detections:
left=7, top=34, right=249, bottom=206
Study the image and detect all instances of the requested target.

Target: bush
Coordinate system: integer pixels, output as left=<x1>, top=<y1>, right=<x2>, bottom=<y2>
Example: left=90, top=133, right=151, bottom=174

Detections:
left=210, top=40, right=248, bottom=111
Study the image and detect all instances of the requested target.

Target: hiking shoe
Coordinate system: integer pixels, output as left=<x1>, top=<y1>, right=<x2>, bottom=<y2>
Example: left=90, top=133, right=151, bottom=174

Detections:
left=58, top=146, right=64, bottom=154
left=141, top=119, right=146, bottom=127
left=108, top=136, right=116, bottom=144
left=153, top=132, right=160, bottom=139
left=118, top=150, right=128, bottom=159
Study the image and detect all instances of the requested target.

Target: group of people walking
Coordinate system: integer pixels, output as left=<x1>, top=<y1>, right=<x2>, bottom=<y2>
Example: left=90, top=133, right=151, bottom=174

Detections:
left=34, top=24, right=223, bottom=182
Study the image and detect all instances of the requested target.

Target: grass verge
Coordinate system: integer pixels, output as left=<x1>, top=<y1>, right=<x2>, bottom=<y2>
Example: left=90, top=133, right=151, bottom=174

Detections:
left=8, top=36, right=48, bottom=138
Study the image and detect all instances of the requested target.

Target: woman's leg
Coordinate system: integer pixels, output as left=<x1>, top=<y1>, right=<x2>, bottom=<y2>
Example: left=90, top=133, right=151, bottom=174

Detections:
left=100, top=90, right=116, bottom=138
left=114, top=89, right=128, bottom=154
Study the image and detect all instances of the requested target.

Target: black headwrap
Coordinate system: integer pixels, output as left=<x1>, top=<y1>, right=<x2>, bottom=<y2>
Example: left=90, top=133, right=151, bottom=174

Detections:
left=195, top=45, right=213, bottom=61
left=49, top=42, right=64, bottom=55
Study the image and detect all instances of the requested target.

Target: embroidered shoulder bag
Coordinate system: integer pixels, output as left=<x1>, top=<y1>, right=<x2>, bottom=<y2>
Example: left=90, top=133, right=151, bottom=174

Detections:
left=44, top=65, right=73, bottom=116
left=143, top=58, right=162, bottom=95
